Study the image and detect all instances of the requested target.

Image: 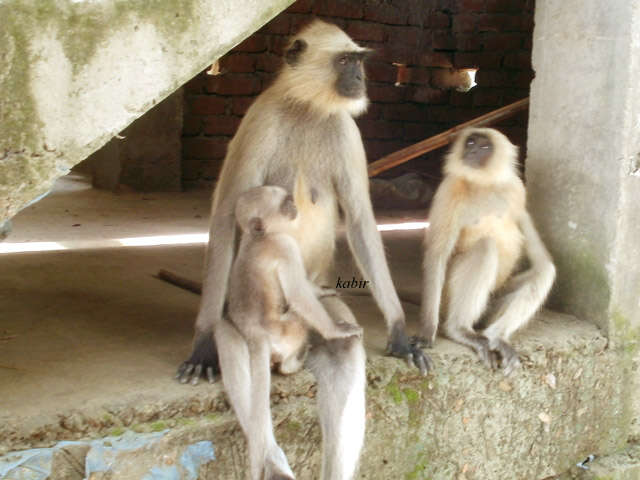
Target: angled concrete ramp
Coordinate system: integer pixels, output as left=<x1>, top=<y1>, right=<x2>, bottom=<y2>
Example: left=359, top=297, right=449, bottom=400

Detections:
left=0, top=0, right=293, bottom=224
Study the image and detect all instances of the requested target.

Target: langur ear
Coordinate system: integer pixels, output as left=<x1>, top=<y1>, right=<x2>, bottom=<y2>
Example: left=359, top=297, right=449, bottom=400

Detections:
left=249, top=217, right=265, bottom=237
left=285, top=39, right=308, bottom=66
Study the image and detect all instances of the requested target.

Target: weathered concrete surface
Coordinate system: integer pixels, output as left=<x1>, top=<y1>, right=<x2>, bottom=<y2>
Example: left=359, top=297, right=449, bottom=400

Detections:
left=0, top=0, right=294, bottom=224
left=553, top=444, right=640, bottom=480
left=0, top=176, right=633, bottom=479
left=527, top=0, right=640, bottom=441
left=88, top=88, right=184, bottom=192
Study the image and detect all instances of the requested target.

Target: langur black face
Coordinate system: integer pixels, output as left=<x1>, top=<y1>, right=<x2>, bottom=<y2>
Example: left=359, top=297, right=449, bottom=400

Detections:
left=333, top=51, right=367, bottom=98
left=280, top=194, right=297, bottom=220
left=462, top=133, right=494, bottom=168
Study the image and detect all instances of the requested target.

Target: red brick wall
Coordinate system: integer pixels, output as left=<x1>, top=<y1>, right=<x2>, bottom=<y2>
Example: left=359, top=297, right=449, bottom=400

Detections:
left=182, top=0, right=534, bottom=188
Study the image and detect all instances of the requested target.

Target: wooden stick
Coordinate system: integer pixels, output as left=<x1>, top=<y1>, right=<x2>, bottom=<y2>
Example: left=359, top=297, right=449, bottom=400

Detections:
left=156, top=269, right=202, bottom=295
left=367, top=97, right=529, bottom=177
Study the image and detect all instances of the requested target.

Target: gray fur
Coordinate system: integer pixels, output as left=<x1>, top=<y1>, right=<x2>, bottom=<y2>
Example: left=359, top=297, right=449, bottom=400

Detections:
left=180, top=20, right=429, bottom=479
left=420, top=128, right=556, bottom=375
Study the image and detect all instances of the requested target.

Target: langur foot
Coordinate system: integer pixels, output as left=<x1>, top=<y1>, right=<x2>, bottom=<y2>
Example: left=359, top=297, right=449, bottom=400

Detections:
left=492, top=339, right=521, bottom=376
left=467, top=335, right=494, bottom=369
left=176, top=330, right=219, bottom=385
left=387, top=324, right=435, bottom=375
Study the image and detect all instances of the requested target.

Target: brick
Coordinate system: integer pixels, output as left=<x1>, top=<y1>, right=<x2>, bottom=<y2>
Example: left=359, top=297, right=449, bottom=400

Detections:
left=473, top=88, right=503, bottom=106
left=427, top=11, right=451, bottom=28
left=286, top=0, right=313, bottom=13
left=432, top=31, right=456, bottom=50
left=403, top=122, right=441, bottom=141
left=182, top=116, right=202, bottom=136
left=409, top=67, right=431, bottom=85
left=383, top=103, right=427, bottom=122
left=223, top=53, right=256, bottom=73
left=450, top=90, right=474, bottom=107
left=363, top=4, right=407, bottom=25
left=235, top=34, right=268, bottom=53
left=485, top=0, right=524, bottom=12
left=456, top=34, right=483, bottom=51
left=454, top=52, right=502, bottom=69
left=206, top=74, right=262, bottom=96
left=363, top=103, right=384, bottom=120
left=261, top=14, right=291, bottom=35
left=513, top=70, right=534, bottom=88
left=232, top=97, right=256, bottom=116
left=418, top=51, right=453, bottom=68
left=375, top=44, right=414, bottom=65
left=520, top=13, right=534, bottom=31
left=452, top=13, right=477, bottom=32
left=346, top=21, right=387, bottom=43
left=256, top=53, right=282, bottom=73
left=482, top=33, right=523, bottom=50
left=188, top=95, right=226, bottom=115
left=456, top=0, right=486, bottom=12
left=183, top=137, right=229, bottom=160
left=184, top=74, right=206, bottom=94
left=289, top=14, right=311, bottom=35
left=269, top=35, right=291, bottom=56
left=504, top=51, right=531, bottom=70
left=478, top=13, right=521, bottom=32
left=475, top=69, right=511, bottom=87
left=202, top=115, right=242, bottom=136
left=411, top=86, right=450, bottom=104
left=358, top=119, right=404, bottom=139
left=314, top=0, right=363, bottom=19
left=365, top=61, right=397, bottom=83
left=367, top=84, right=406, bottom=103
left=387, top=25, right=422, bottom=46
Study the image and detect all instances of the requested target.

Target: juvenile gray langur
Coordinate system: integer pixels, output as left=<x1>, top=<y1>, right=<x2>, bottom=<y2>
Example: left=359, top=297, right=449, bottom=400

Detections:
left=227, top=185, right=361, bottom=480
left=176, top=19, right=431, bottom=479
left=419, top=128, right=555, bottom=375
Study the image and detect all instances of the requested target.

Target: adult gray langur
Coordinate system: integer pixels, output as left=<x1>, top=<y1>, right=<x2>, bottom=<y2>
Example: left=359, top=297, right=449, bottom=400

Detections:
left=176, top=19, right=432, bottom=479
left=418, top=128, right=556, bottom=375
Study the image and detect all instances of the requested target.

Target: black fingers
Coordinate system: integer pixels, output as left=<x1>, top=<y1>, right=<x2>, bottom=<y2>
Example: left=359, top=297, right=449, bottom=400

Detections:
left=176, top=330, right=220, bottom=385
left=493, top=339, right=521, bottom=376
left=409, top=342, right=434, bottom=376
left=386, top=323, right=434, bottom=375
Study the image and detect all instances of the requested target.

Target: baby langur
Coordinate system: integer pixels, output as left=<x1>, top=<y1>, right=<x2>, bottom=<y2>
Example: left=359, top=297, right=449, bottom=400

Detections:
left=419, top=128, right=555, bottom=375
left=227, top=185, right=361, bottom=480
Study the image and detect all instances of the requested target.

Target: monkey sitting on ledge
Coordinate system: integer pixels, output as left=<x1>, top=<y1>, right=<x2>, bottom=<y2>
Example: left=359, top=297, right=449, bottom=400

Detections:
left=419, top=128, right=556, bottom=375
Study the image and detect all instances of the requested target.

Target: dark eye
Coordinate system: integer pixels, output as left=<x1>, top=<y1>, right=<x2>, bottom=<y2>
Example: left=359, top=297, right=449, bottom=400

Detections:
left=338, top=56, right=348, bottom=65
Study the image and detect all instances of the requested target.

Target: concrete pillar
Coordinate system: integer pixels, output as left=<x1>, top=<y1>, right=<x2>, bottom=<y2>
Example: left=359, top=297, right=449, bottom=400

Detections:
left=527, top=0, right=640, bottom=438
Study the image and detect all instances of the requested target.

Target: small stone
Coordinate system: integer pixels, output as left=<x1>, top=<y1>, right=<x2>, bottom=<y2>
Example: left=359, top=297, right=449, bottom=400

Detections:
left=544, top=373, right=556, bottom=389
left=573, top=368, right=583, bottom=380
left=498, top=380, right=512, bottom=392
left=538, top=412, right=551, bottom=424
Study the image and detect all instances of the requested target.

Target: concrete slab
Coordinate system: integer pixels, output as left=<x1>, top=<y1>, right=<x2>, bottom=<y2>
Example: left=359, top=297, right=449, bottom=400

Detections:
left=0, top=175, right=630, bottom=479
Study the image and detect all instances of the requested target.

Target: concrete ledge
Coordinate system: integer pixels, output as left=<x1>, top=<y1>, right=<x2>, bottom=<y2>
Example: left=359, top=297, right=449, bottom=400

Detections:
left=0, top=309, right=628, bottom=479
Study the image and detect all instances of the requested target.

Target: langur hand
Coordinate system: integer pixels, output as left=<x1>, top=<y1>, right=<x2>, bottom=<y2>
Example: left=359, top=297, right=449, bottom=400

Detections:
left=386, top=323, right=434, bottom=375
